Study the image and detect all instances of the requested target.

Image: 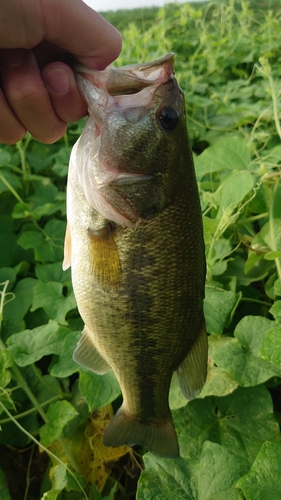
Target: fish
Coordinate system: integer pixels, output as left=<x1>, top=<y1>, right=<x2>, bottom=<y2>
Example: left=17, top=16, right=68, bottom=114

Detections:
left=63, top=53, right=207, bottom=458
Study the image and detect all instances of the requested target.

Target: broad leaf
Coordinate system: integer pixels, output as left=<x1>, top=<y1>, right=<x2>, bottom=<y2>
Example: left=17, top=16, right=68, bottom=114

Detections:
left=7, top=320, right=69, bottom=366
left=17, top=219, right=65, bottom=262
left=204, top=285, right=238, bottom=334
left=3, top=277, right=37, bottom=322
left=40, top=401, right=78, bottom=446
left=213, top=316, right=281, bottom=386
left=51, top=331, right=81, bottom=377
left=173, top=386, right=279, bottom=464
left=137, top=454, right=197, bottom=500
left=194, top=137, right=250, bottom=179
left=31, top=281, right=76, bottom=325
left=237, top=441, right=281, bottom=500
left=79, top=370, right=121, bottom=411
left=198, top=441, right=245, bottom=500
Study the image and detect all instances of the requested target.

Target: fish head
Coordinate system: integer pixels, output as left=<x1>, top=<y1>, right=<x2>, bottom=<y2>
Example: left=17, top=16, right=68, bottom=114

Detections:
left=71, top=53, right=188, bottom=226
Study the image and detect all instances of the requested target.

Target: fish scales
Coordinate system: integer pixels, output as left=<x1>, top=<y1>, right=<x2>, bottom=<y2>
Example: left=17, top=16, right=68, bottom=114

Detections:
left=63, top=53, right=207, bottom=457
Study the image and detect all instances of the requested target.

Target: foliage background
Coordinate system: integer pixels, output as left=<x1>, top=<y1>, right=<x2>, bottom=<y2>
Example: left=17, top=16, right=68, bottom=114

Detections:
left=0, top=0, right=281, bottom=498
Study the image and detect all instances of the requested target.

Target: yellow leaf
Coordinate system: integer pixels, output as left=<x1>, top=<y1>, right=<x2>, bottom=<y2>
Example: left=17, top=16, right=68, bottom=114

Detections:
left=47, top=404, right=130, bottom=492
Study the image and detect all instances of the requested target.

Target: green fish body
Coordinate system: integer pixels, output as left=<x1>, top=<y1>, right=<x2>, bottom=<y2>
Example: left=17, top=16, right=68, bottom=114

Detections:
left=63, top=54, right=207, bottom=458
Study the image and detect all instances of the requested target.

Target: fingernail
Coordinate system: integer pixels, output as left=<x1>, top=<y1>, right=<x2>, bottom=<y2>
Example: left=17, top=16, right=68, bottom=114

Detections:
left=1, top=49, right=27, bottom=68
left=44, top=69, right=70, bottom=95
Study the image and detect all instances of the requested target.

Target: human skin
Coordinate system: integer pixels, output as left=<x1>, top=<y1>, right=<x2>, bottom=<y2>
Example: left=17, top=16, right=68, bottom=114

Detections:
left=0, top=0, right=122, bottom=144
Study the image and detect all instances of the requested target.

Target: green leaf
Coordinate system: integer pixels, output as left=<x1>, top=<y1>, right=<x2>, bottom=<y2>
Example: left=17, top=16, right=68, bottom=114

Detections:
left=268, top=301, right=281, bottom=323
left=173, top=386, right=279, bottom=464
left=63, top=381, right=90, bottom=438
left=204, top=285, right=238, bottom=334
left=198, top=441, right=245, bottom=500
left=3, top=277, right=37, bottom=322
left=0, top=149, right=12, bottom=167
left=259, top=324, right=281, bottom=367
left=41, top=490, right=60, bottom=500
left=264, top=251, right=281, bottom=260
left=17, top=219, right=65, bottom=262
left=0, top=216, right=18, bottom=267
left=0, top=350, right=12, bottom=388
left=194, top=137, right=250, bottom=179
left=212, top=316, right=281, bottom=386
left=7, top=320, right=69, bottom=366
left=273, top=278, right=281, bottom=296
left=49, top=464, right=86, bottom=494
left=237, top=441, right=281, bottom=500
left=0, top=170, right=22, bottom=191
left=0, top=269, right=16, bottom=293
left=137, top=454, right=197, bottom=500
left=199, top=335, right=238, bottom=398
left=0, top=467, right=11, bottom=500
left=31, top=281, right=76, bottom=325
left=215, top=170, right=253, bottom=216
left=79, top=370, right=121, bottom=411
left=40, top=400, right=78, bottom=446
left=138, top=442, right=245, bottom=500
left=260, top=219, right=281, bottom=252
left=35, top=262, right=71, bottom=286
left=199, top=366, right=238, bottom=398
left=51, top=331, right=80, bottom=377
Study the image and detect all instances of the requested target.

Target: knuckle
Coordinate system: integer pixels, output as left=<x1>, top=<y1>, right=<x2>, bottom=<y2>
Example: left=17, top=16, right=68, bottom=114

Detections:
left=6, top=81, right=40, bottom=104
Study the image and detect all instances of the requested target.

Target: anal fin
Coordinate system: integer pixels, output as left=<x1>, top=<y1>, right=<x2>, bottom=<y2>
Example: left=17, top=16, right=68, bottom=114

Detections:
left=73, top=326, right=111, bottom=375
left=177, top=321, right=208, bottom=400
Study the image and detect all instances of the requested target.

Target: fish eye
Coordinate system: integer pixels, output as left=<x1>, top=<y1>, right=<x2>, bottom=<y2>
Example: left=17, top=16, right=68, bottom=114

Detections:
left=157, top=107, right=179, bottom=131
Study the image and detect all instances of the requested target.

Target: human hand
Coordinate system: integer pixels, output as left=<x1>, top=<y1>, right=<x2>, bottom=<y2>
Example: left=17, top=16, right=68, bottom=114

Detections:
left=0, top=0, right=122, bottom=144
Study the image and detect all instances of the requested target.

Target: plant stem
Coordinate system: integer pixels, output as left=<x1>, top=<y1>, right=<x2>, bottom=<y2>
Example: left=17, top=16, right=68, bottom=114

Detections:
left=23, top=445, right=35, bottom=500
left=0, top=338, right=80, bottom=475
left=10, top=364, right=81, bottom=474
left=0, top=174, right=24, bottom=204
left=0, top=395, right=63, bottom=425
left=241, top=297, right=272, bottom=307
left=268, top=73, right=281, bottom=140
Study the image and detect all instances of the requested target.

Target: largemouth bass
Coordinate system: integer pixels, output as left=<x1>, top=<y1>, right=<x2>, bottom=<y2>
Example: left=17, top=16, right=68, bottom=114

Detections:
left=63, top=53, right=207, bottom=458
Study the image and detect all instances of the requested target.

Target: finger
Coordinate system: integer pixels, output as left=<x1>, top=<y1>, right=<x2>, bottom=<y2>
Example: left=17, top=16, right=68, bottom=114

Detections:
left=42, top=62, right=88, bottom=123
left=0, top=89, right=26, bottom=144
left=40, top=0, right=122, bottom=69
left=0, top=0, right=122, bottom=70
left=0, top=49, right=67, bottom=144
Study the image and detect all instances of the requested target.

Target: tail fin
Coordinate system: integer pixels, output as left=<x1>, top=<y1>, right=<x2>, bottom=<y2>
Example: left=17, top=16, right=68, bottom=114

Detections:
left=103, top=406, right=179, bottom=458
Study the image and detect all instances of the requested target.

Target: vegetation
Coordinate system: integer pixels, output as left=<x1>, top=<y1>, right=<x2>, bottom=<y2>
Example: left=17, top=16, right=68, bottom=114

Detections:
left=0, top=0, right=281, bottom=498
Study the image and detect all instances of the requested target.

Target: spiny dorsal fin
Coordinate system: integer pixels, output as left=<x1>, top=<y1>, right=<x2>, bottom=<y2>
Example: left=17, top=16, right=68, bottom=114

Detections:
left=62, top=223, right=72, bottom=271
left=73, top=326, right=111, bottom=375
left=177, top=321, right=208, bottom=400
left=88, top=222, right=122, bottom=289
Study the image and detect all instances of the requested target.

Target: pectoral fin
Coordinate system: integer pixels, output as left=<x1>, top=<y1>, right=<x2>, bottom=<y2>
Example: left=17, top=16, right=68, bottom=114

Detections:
left=73, top=326, right=111, bottom=375
left=88, top=221, right=122, bottom=289
left=63, top=223, right=72, bottom=271
left=177, top=321, right=208, bottom=400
